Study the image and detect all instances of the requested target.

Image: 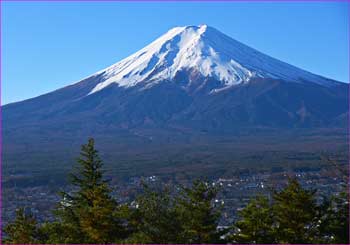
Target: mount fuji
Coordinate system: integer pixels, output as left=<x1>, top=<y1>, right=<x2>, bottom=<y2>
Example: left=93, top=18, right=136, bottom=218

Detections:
left=3, top=25, right=348, bottom=184
left=88, top=24, right=335, bottom=93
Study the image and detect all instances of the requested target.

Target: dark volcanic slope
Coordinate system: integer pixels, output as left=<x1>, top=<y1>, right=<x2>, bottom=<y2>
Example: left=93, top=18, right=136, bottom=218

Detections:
left=4, top=73, right=348, bottom=132
left=3, top=25, right=349, bottom=185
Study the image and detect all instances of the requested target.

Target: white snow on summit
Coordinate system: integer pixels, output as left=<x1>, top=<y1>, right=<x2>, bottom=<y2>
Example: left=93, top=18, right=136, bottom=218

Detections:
left=89, top=25, right=333, bottom=95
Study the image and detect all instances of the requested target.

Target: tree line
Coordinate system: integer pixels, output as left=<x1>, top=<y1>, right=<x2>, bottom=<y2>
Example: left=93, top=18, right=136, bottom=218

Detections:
left=4, top=138, right=349, bottom=244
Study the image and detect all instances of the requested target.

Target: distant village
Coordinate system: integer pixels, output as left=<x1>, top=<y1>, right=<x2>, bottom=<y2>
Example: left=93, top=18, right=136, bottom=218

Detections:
left=3, top=166, right=346, bottom=229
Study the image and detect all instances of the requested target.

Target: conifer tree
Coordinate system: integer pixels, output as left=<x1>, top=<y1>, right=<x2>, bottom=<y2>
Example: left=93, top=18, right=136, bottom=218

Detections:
left=3, top=208, right=39, bottom=244
left=230, top=179, right=325, bottom=244
left=230, top=196, right=275, bottom=243
left=126, top=185, right=182, bottom=243
left=52, top=138, right=127, bottom=243
left=6, top=138, right=350, bottom=245
left=319, top=190, right=349, bottom=243
left=176, top=180, right=222, bottom=244
left=272, top=178, right=319, bottom=243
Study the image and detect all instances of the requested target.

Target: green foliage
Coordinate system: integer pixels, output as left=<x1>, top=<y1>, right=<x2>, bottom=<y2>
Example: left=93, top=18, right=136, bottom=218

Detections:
left=37, top=221, right=69, bottom=244
left=3, top=208, right=39, bottom=244
left=319, top=190, right=349, bottom=243
left=231, top=196, right=275, bottom=243
left=125, top=185, right=183, bottom=243
left=230, top=178, right=341, bottom=244
left=3, top=138, right=349, bottom=244
left=272, top=178, right=319, bottom=243
left=51, top=138, right=128, bottom=243
left=126, top=180, right=221, bottom=244
left=176, top=180, right=222, bottom=244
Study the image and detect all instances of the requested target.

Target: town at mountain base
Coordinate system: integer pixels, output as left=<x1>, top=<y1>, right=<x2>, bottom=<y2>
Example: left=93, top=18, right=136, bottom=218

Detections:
left=4, top=138, right=349, bottom=244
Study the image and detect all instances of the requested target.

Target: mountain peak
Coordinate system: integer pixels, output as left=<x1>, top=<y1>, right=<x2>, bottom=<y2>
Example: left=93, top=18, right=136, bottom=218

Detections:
left=89, top=25, right=335, bottom=95
left=167, top=24, right=209, bottom=33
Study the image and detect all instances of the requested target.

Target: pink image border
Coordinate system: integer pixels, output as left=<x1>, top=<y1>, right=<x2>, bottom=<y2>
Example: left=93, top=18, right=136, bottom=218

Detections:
left=0, top=0, right=348, bottom=244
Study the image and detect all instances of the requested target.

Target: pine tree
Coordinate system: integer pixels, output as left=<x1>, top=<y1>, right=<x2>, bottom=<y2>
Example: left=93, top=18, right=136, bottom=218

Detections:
left=230, top=196, right=275, bottom=243
left=52, top=138, right=127, bottom=243
left=319, top=155, right=349, bottom=243
left=231, top=179, right=326, bottom=243
left=3, top=208, right=39, bottom=244
left=127, top=180, right=223, bottom=244
left=273, top=178, right=319, bottom=243
left=126, top=185, right=182, bottom=243
left=176, top=180, right=222, bottom=244
left=319, top=190, right=349, bottom=243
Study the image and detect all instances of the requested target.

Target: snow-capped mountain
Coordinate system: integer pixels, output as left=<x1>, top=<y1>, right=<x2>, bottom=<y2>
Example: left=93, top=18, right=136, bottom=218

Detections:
left=89, top=24, right=334, bottom=95
left=3, top=24, right=348, bottom=184
left=4, top=24, right=347, bottom=129
left=2, top=25, right=349, bottom=172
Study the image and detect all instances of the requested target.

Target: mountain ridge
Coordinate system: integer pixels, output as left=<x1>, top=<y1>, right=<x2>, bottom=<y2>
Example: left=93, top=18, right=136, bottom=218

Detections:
left=4, top=24, right=344, bottom=107
left=86, top=24, right=338, bottom=96
left=4, top=25, right=348, bottom=129
left=3, top=25, right=348, bottom=184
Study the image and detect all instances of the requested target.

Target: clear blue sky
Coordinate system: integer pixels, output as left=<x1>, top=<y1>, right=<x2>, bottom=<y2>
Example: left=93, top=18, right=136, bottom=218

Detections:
left=2, top=1, right=349, bottom=105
